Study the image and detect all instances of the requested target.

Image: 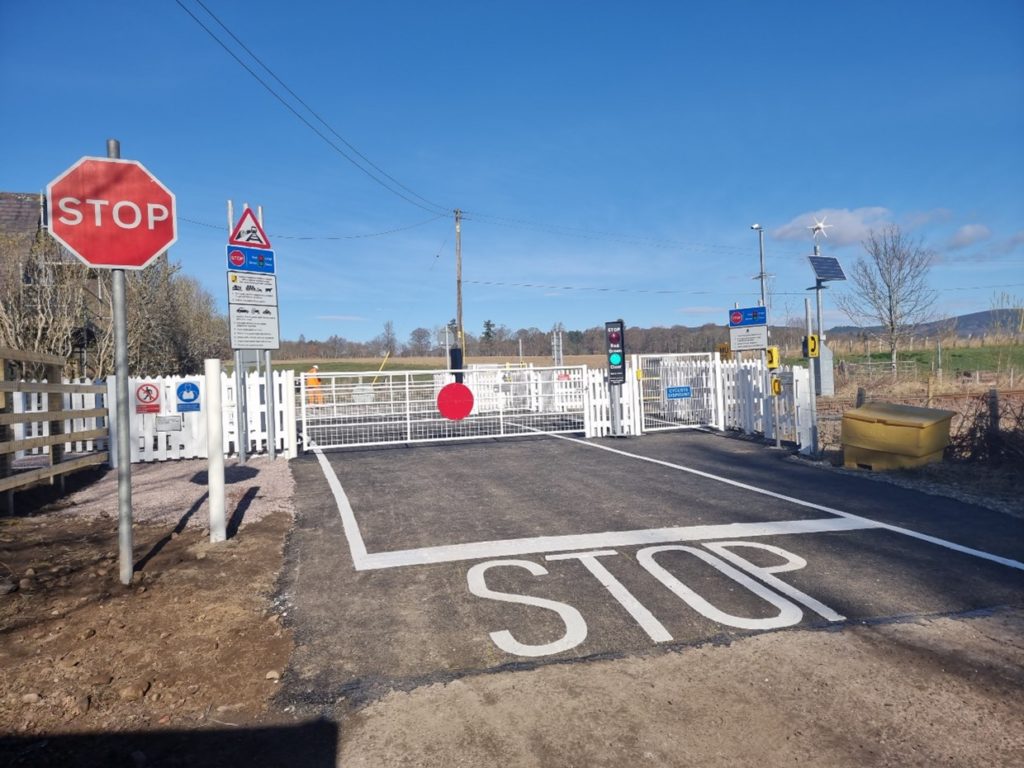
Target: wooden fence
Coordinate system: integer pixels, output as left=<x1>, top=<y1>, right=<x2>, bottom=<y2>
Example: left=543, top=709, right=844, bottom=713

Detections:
left=0, top=348, right=109, bottom=514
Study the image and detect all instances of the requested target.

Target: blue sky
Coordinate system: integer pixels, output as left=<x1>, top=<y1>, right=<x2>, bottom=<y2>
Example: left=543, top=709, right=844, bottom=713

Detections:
left=3, top=1, right=1022, bottom=344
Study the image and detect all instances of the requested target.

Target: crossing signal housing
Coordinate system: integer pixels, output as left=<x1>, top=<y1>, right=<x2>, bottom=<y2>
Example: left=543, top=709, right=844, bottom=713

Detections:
left=766, top=346, right=780, bottom=369
left=605, top=320, right=626, bottom=385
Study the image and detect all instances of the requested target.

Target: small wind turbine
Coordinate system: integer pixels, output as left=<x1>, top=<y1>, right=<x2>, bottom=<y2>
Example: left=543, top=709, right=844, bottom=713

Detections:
left=808, top=216, right=832, bottom=241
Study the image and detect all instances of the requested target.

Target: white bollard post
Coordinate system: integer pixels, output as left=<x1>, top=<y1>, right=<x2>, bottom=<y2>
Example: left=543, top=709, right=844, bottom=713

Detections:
left=206, top=359, right=227, bottom=543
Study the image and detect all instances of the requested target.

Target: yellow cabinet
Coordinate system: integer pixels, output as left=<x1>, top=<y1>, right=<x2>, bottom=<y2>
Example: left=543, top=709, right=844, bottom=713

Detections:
left=841, top=402, right=956, bottom=471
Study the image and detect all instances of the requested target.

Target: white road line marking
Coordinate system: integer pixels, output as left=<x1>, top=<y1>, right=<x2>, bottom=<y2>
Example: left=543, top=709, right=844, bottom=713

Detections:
left=312, top=444, right=369, bottom=568
left=551, top=434, right=1024, bottom=573
left=355, top=519, right=876, bottom=573
left=312, top=437, right=1024, bottom=573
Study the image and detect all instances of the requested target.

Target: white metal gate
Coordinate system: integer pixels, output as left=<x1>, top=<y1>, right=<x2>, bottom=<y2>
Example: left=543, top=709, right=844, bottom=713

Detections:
left=301, top=365, right=589, bottom=450
left=636, top=353, right=723, bottom=432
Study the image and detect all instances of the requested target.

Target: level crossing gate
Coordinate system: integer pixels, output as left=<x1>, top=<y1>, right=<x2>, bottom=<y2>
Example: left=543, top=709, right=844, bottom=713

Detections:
left=636, top=353, right=724, bottom=432
left=301, top=365, right=589, bottom=450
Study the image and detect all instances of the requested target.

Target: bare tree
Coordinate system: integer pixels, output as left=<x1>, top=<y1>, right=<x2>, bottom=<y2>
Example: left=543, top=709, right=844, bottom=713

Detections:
left=406, top=327, right=433, bottom=356
left=0, top=231, right=89, bottom=372
left=375, top=320, right=398, bottom=357
left=837, top=225, right=936, bottom=372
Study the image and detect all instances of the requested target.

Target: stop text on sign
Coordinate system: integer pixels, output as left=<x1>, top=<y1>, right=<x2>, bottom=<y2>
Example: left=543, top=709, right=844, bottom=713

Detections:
left=55, top=197, right=171, bottom=230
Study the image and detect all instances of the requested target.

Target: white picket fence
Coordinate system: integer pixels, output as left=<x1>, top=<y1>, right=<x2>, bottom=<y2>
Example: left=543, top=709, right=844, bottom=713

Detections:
left=13, top=358, right=816, bottom=466
left=105, top=370, right=297, bottom=466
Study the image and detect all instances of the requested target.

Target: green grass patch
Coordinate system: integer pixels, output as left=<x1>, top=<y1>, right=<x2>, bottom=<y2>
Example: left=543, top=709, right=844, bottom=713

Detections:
left=835, top=343, right=1024, bottom=372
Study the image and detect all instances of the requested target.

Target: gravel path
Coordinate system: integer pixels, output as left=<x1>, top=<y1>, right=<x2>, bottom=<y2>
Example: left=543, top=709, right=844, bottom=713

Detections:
left=50, top=456, right=296, bottom=528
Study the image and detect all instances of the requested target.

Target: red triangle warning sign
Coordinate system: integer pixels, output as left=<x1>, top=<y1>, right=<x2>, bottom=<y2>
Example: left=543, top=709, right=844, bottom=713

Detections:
left=228, top=208, right=272, bottom=249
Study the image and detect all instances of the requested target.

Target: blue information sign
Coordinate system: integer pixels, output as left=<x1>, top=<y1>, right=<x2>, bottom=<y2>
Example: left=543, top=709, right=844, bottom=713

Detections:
left=728, top=306, right=767, bottom=328
left=176, top=381, right=201, bottom=412
left=227, top=245, right=275, bottom=274
left=666, top=386, right=693, bottom=399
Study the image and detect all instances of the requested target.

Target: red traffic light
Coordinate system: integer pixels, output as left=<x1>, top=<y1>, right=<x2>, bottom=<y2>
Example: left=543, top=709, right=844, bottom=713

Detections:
left=608, top=330, right=621, bottom=344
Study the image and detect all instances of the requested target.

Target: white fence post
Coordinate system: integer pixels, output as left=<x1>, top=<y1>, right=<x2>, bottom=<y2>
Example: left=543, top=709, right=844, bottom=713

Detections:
left=206, top=359, right=226, bottom=543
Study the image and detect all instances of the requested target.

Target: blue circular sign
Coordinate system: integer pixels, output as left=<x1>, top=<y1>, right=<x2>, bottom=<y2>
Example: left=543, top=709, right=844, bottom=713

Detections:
left=177, top=382, right=200, bottom=402
left=176, top=381, right=201, bottom=412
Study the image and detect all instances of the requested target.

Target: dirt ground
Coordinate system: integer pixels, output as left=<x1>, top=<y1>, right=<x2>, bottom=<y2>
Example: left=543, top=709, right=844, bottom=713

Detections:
left=1, top=451, right=1022, bottom=767
left=0, top=459, right=302, bottom=766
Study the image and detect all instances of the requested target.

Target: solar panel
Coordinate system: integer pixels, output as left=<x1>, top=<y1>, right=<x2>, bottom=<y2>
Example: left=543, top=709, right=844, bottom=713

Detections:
left=808, top=255, right=847, bottom=282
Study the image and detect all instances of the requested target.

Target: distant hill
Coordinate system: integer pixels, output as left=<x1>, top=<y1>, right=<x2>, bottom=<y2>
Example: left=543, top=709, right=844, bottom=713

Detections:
left=828, top=309, right=1023, bottom=338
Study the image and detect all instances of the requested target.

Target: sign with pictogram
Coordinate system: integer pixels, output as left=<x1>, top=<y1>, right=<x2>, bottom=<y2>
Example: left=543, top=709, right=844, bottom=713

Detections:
left=176, top=381, right=201, bottom=413
left=227, top=272, right=277, bottom=306
left=46, top=157, right=177, bottom=270
left=229, top=305, right=280, bottom=350
left=226, top=245, right=275, bottom=274
left=728, top=306, right=767, bottom=328
left=228, top=207, right=272, bottom=249
left=803, top=334, right=819, bottom=358
left=134, top=382, right=161, bottom=414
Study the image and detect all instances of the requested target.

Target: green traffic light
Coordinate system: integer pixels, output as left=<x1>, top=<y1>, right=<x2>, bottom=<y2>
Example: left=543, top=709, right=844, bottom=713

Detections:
left=609, top=352, right=622, bottom=366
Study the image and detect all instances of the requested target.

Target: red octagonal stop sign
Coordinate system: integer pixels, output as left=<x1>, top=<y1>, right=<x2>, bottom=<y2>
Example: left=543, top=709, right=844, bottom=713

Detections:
left=46, top=157, right=177, bottom=270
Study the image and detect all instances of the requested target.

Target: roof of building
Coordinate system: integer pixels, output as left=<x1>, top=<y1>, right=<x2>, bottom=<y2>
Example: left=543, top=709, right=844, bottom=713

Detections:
left=0, top=192, right=43, bottom=239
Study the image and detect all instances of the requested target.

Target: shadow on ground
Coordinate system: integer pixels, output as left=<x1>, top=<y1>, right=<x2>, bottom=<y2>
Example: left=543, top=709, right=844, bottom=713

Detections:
left=0, top=718, right=339, bottom=767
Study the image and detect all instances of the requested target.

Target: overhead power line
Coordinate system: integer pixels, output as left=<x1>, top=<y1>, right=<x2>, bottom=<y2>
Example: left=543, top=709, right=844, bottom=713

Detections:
left=175, top=0, right=449, bottom=216
left=179, top=213, right=447, bottom=240
left=464, top=210, right=808, bottom=258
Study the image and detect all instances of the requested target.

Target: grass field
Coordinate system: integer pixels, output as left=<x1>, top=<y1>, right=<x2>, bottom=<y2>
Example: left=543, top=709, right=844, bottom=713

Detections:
left=834, top=345, right=1024, bottom=373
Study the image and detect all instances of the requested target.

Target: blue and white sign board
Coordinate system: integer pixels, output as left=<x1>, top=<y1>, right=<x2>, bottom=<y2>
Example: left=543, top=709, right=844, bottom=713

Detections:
left=176, top=381, right=201, bottom=412
left=227, top=245, right=275, bottom=274
left=666, top=386, right=693, bottom=399
left=728, top=306, right=767, bottom=328
left=728, top=305, right=769, bottom=351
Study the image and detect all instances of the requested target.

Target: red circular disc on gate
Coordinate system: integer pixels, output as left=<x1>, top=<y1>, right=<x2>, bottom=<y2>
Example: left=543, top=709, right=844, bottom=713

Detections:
left=437, top=382, right=474, bottom=420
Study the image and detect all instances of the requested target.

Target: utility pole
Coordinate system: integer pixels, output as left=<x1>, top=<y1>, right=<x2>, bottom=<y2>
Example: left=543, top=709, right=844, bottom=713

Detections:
left=451, top=209, right=465, bottom=382
left=455, top=209, right=463, bottom=347
left=752, top=224, right=780, bottom=448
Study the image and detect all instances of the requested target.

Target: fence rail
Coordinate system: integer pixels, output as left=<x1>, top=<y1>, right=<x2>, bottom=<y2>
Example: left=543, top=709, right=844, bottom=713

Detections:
left=1, top=348, right=110, bottom=512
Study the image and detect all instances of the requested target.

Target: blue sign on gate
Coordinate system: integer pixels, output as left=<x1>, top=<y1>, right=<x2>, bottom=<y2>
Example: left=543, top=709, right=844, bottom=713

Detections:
left=666, top=386, right=693, bottom=399
left=176, top=381, right=201, bottom=412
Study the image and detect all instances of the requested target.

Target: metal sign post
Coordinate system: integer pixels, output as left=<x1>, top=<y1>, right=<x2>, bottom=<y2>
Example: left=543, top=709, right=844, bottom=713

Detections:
left=804, top=298, right=819, bottom=456
left=258, top=206, right=276, bottom=460
left=46, top=139, right=177, bottom=586
left=227, top=201, right=280, bottom=460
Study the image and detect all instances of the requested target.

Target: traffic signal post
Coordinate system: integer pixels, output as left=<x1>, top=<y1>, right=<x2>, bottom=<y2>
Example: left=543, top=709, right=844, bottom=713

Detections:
left=605, top=320, right=626, bottom=437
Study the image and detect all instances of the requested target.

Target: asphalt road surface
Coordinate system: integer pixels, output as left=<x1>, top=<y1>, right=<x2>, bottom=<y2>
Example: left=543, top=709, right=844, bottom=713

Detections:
left=279, top=431, right=1023, bottom=715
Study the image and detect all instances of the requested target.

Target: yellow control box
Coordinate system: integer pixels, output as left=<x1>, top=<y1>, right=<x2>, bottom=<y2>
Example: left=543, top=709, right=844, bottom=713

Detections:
left=841, top=402, right=955, bottom=471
